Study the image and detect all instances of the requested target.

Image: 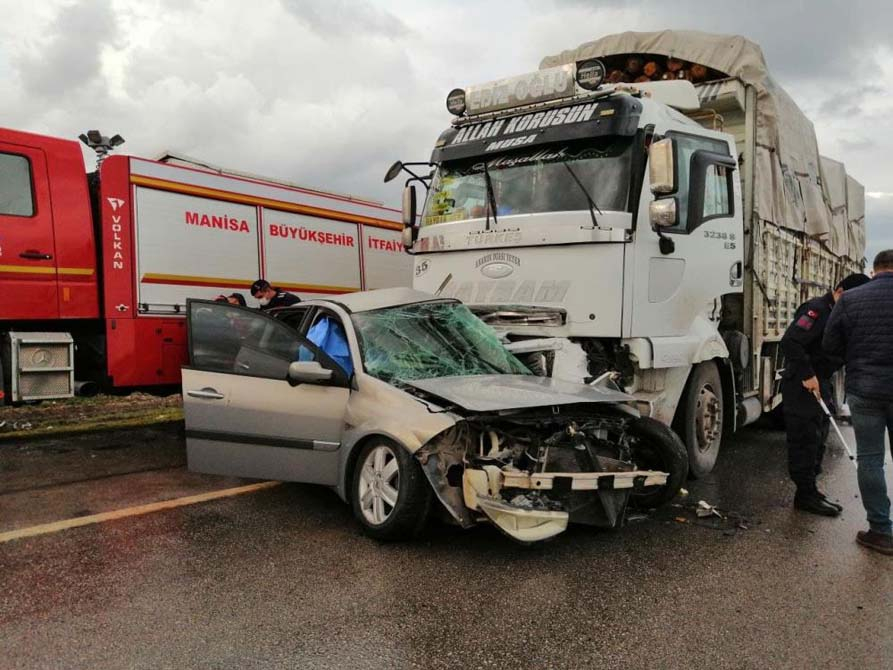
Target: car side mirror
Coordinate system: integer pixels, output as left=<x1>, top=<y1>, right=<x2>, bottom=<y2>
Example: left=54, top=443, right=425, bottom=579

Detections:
left=402, top=184, right=417, bottom=227
left=287, top=360, right=333, bottom=386
left=649, top=138, right=676, bottom=194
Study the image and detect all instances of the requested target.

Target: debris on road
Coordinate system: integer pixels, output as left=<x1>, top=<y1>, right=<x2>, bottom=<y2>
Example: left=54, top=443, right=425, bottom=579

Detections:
left=696, top=500, right=724, bottom=519
left=662, top=499, right=755, bottom=534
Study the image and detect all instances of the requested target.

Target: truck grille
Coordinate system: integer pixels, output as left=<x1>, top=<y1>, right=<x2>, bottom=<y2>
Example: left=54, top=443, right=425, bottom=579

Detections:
left=18, top=342, right=71, bottom=369
left=18, top=371, right=73, bottom=398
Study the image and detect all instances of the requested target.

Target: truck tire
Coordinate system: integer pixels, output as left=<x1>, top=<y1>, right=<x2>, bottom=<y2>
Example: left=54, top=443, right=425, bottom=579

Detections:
left=351, top=438, right=432, bottom=541
left=675, top=361, right=724, bottom=478
left=628, top=416, right=689, bottom=509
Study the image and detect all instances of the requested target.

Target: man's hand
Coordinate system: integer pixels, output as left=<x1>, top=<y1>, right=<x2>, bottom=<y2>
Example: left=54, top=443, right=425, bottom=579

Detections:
left=802, top=375, right=820, bottom=397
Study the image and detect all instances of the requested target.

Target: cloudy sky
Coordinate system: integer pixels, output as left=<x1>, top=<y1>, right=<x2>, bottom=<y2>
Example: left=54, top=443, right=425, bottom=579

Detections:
left=2, top=0, right=891, bottom=261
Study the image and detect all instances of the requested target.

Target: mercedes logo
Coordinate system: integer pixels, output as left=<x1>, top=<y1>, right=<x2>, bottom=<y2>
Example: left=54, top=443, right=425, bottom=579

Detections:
left=30, top=348, right=52, bottom=366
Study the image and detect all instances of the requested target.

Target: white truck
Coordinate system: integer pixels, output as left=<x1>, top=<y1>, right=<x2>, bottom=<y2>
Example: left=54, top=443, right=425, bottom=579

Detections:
left=388, top=31, right=865, bottom=476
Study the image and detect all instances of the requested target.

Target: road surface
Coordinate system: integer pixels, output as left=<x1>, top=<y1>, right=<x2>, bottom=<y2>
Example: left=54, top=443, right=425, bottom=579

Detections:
left=1, top=421, right=891, bottom=669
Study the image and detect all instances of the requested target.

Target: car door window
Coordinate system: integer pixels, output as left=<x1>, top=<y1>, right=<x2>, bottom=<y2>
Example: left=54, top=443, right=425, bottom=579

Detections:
left=272, top=306, right=311, bottom=332
left=187, top=300, right=345, bottom=383
left=303, top=310, right=354, bottom=377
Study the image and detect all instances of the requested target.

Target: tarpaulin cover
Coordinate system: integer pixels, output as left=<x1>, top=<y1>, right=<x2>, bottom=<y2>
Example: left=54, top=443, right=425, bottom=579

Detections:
left=821, top=156, right=849, bottom=257
left=540, top=30, right=865, bottom=257
left=846, top=175, right=867, bottom=262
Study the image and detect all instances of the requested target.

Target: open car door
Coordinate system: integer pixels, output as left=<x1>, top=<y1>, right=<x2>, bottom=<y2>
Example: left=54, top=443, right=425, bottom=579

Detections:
left=182, top=300, right=351, bottom=485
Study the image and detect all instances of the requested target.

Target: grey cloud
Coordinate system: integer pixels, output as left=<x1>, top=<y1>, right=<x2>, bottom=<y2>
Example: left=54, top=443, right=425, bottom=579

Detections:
left=15, top=0, right=117, bottom=98
left=837, top=136, right=874, bottom=152
left=4, top=1, right=892, bottom=262
left=864, top=196, right=893, bottom=263
left=280, top=0, right=409, bottom=38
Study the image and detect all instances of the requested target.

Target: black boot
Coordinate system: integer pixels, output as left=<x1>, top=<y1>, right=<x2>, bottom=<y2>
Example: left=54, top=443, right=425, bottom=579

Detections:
left=817, top=490, right=843, bottom=512
left=794, top=491, right=841, bottom=517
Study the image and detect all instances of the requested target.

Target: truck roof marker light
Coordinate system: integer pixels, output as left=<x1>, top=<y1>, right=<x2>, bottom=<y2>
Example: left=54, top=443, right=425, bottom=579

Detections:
left=575, top=59, right=606, bottom=91
left=447, top=88, right=467, bottom=116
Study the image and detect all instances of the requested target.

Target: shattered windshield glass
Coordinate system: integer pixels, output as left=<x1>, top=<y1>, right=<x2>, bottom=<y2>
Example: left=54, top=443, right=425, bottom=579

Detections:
left=351, top=301, right=531, bottom=383
left=421, top=136, right=633, bottom=225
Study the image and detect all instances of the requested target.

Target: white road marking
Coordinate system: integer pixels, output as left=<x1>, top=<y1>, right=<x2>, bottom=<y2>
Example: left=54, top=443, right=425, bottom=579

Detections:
left=0, top=481, right=281, bottom=544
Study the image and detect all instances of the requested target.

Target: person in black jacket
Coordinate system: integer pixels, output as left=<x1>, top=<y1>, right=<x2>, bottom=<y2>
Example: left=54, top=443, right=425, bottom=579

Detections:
left=824, top=251, right=893, bottom=555
left=250, top=279, right=301, bottom=310
left=780, top=272, right=870, bottom=516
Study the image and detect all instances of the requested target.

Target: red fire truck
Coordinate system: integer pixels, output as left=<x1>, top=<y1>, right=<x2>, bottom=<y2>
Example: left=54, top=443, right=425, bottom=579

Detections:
left=0, top=127, right=409, bottom=403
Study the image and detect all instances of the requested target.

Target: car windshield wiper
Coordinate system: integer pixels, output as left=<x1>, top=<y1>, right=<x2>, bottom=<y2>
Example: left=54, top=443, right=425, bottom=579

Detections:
left=481, top=162, right=499, bottom=231
left=563, top=163, right=602, bottom=229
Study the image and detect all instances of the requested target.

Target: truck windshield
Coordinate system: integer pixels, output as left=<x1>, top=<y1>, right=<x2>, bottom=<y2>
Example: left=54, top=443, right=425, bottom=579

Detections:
left=422, top=136, right=633, bottom=226
left=351, top=301, right=530, bottom=383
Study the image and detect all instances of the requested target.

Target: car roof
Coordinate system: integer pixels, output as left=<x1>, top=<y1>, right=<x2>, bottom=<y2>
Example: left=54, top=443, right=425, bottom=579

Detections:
left=320, top=287, right=451, bottom=313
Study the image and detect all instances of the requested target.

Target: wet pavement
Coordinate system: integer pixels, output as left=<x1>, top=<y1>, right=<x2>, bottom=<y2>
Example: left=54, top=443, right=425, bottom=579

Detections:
left=1, top=421, right=891, bottom=669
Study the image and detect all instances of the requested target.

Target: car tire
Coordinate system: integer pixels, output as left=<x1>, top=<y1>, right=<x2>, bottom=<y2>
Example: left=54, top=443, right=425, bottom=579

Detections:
left=351, top=438, right=431, bottom=541
left=628, top=416, right=689, bottom=509
left=675, top=361, right=724, bottom=478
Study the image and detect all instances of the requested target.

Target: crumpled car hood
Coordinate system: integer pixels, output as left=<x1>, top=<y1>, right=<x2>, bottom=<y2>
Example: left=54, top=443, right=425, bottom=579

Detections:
left=404, top=374, right=633, bottom=413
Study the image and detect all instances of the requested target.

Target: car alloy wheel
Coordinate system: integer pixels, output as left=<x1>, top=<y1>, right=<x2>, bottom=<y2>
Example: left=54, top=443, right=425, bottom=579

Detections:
left=358, top=444, right=400, bottom=525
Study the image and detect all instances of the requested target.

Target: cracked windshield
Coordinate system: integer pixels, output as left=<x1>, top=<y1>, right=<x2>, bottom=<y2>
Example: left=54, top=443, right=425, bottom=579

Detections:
left=351, top=301, right=530, bottom=383
left=421, top=136, right=634, bottom=225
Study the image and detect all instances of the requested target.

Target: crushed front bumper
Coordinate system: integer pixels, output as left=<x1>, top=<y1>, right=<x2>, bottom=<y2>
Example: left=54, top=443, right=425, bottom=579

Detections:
left=461, top=465, right=669, bottom=543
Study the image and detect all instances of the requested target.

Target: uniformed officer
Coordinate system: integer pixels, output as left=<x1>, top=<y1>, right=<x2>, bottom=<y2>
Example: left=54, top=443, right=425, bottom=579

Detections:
left=780, top=273, right=870, bottom=516
left=249, top=279, right=301, bottom=310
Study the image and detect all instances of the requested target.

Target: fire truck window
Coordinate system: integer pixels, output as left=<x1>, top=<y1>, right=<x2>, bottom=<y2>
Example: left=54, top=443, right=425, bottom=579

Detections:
left=0, top=153, right=34, bottom=217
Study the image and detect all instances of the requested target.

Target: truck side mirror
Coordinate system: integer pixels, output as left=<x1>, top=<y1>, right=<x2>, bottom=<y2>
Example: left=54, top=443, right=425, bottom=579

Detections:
left=402, top=185, right=419, bottom=250
left=402, top=227, right=416, bottom=249
left=402, top=184, right=417, bottom=227
left=649, top=138, right=676, bottom=194
left=649, top=198, right=677, bottom=228
left=384, top=161, right=404, bottom=183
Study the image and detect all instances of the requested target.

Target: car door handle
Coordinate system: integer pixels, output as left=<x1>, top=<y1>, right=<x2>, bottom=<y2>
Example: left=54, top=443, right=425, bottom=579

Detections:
left=19, top=250, right=53, bottom=260
left=186, top=388, right=225, bottom=400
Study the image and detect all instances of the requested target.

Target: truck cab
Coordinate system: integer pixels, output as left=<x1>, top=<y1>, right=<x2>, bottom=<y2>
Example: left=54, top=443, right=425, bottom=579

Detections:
left=402, top=64, right=744, bottom=475
left=0, top=128, right=99, bottom=322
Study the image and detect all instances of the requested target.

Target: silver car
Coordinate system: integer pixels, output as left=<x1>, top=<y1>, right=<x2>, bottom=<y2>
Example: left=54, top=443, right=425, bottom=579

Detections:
left=183, top=288, right=687, bottom=543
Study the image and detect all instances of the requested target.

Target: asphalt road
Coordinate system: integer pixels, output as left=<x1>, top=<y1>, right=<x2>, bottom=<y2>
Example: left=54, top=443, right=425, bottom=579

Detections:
left=1, top=421, right=891, bottom=669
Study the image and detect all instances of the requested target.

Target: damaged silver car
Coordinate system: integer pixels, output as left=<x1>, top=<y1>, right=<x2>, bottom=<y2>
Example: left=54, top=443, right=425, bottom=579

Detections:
left=183, top=288, right=687, bottom=543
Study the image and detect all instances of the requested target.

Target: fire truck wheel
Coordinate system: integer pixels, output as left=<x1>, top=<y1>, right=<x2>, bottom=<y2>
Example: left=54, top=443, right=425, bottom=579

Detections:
left=675, top=361, right=724, bottom=478
left=628, top=416, right=689, bottom=509
left=351, top=438, right=432, bottom=541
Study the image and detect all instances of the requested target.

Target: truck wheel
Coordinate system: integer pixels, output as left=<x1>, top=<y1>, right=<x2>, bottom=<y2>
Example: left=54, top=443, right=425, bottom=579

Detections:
left=628, top=416, right=689, bottom=509
left=351, top=438, right=431, bottom=541
left=676, top=361, right=724, bottom=478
